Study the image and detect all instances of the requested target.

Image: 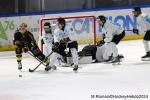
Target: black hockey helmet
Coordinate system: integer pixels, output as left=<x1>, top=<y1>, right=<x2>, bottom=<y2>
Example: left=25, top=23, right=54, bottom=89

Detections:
left=57, top=18, right=66, bottom=25
left=44, top=22, right=51, bottom=29
left=132, top=7, right=141, bottom=13
left=98, top=15, right=106, bottom=23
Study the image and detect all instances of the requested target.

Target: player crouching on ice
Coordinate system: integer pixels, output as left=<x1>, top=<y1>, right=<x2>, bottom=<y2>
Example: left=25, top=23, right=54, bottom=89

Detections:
left=50, top=18, right=79, bottom=71
left=132, top=7, right=150, bottom=61
left=14, top=23, right=51, bottom=70
left=97, top=15, right=125, bottom=63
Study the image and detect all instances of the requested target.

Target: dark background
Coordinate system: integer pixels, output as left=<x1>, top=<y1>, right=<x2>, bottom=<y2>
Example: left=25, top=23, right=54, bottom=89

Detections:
left=0, top=0, right=150, bottom=14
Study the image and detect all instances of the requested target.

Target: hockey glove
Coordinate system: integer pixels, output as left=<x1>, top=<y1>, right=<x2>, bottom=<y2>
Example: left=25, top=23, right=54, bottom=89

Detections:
left=133, top=29, right=139, bottom=35
left=52, top=42, right=59, bottom=52
left=97, top=40, right=105, bottom=46
left=41, top=39, right=45, bottom=44
left=64, top=37, right=70, bottom=43
left=102, top=33, right=106, bottom=39
left=15, top=41, right=22, bottom=47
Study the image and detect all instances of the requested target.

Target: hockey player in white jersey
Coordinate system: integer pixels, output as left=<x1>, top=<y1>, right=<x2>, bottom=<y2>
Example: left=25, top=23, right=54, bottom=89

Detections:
left=97, top=15, right=125, bottom=63
left=42, top=22, right=53, bottom=57
left=132, top=7, right=150, bottom=60
left=50, top=18, right=78, bottom=71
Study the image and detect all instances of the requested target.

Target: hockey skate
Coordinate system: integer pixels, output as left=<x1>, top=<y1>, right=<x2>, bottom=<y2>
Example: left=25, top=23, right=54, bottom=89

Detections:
left=45, top=66, right=52, bottom=71
left=45, top=65, right=57, bottom=71
left=141, top=52, right=150, bottom=61
left=18, top=61, right=22, bottom=70
left=103, top=56, right=113, bottom=64
left=73, top=65, right=78, bottom=71
left=111, top=56, right=121, bottom=65
left=51, top=65, right=57, bottom=70
left=44, top=59, right=52, bottom=71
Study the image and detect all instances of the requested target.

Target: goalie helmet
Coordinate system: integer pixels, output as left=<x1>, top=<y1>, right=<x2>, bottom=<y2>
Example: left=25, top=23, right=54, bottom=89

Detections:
left=44, top=22, right=51, bottom=29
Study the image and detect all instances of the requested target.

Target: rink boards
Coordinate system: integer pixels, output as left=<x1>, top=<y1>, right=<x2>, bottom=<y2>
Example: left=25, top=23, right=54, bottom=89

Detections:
left=0, top=5, right=149, bottom=51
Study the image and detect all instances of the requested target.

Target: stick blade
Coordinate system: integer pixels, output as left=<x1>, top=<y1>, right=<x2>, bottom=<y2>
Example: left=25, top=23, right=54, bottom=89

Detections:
left=29, top=69, right=34, bottom=72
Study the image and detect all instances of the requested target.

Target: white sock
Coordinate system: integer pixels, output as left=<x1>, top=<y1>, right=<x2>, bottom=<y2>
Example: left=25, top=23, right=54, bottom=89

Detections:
left=143, top=40, right=150, bottom=52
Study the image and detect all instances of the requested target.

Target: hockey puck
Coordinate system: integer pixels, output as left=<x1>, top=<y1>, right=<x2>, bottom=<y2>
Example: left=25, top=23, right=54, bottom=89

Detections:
left=19, top=75, right=22, bottom=77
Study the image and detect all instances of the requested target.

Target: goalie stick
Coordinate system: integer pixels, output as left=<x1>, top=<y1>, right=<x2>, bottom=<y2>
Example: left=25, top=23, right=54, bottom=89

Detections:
left=28, top=51, right=53, bottom=72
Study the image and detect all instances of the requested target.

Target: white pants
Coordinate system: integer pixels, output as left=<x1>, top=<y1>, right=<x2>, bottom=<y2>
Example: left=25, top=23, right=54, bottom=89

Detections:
left=70, top=48, right=78, bottom=65
left=104, top=42, right=118, bottom=58
left=96, top=45, right=106, bottom=62
left=50, top=52, right=65, bottom=66
left=96, top=44, right=116, bottom=62
left=43, top=44, right=52, bottom=57
left=143, top=40, right=150, bottom=52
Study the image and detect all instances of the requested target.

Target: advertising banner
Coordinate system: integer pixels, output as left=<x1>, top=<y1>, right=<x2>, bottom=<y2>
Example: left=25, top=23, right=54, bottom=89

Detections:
left=0, top=7, right=149, bottom=51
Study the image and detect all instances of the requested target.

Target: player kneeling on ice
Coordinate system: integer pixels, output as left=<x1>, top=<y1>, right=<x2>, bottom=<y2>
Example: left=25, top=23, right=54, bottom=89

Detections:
left=14, top=23, right=51, bottom=70
left=132, top=7, right=150, bottom=61
left=49, top=18, right=79, bottom=71
left=41, top=22, right=53, bottom=57
left=97, top=15, right=125, bottom=63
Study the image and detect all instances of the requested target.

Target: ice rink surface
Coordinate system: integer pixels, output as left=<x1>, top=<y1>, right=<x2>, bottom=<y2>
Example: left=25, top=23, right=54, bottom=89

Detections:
left=0, top=40, right=150, bottom=100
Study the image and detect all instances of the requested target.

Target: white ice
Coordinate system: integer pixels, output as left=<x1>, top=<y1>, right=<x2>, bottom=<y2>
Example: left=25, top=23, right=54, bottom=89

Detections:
left=0, top=40, right=150, bottom=100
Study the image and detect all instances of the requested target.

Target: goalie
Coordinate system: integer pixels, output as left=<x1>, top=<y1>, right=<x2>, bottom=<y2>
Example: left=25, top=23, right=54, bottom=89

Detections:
left=50, top=18, right=79, bottom=71
left=14, top=23, right=51, bottom=70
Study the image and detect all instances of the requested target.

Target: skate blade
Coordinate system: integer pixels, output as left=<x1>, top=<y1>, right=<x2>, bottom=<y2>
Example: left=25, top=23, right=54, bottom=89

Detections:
left=103, top=61, right=112, bottom=64
left=112, top=62, right=121, bottom=65
left=61, top=64, right=71, bottom=67
left=52, top=66, right=57, bottom=70
left=45, top=67, right=52, bottom=71
left=73, top=69, right=78, bottom=73
left=141, top=57, right=150, bottom=61
left=74, top=70, right=78, bottom=73
left=18, top=67, right=22, bottom=70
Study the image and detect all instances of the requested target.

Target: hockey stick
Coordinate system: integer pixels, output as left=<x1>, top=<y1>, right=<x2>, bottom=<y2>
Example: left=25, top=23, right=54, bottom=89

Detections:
left=125, top=30, right=146, bottom=32
left=29, top=51, right=53, bottom=72
left=27, top=51, right=48, bottom=67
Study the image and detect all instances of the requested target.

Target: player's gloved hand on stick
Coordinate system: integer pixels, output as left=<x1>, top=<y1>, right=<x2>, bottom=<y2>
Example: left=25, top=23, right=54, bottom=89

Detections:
left=97, top=40, right=105, bottom=46
left=64, top=37, right=70, bottom=43
left=102, top=33, right=106, bottom=39
left=41, top=39, right=45, bottom=44
left=52, top=42, right=59, bottom=52
left=15, top=41, right=22, bottom=47
left=133, top=29, right=139, bottom=35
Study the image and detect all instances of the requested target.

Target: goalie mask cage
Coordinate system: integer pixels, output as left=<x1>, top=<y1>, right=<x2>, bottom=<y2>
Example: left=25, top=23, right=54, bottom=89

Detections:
left=40, top=16, right=97, bottom=52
